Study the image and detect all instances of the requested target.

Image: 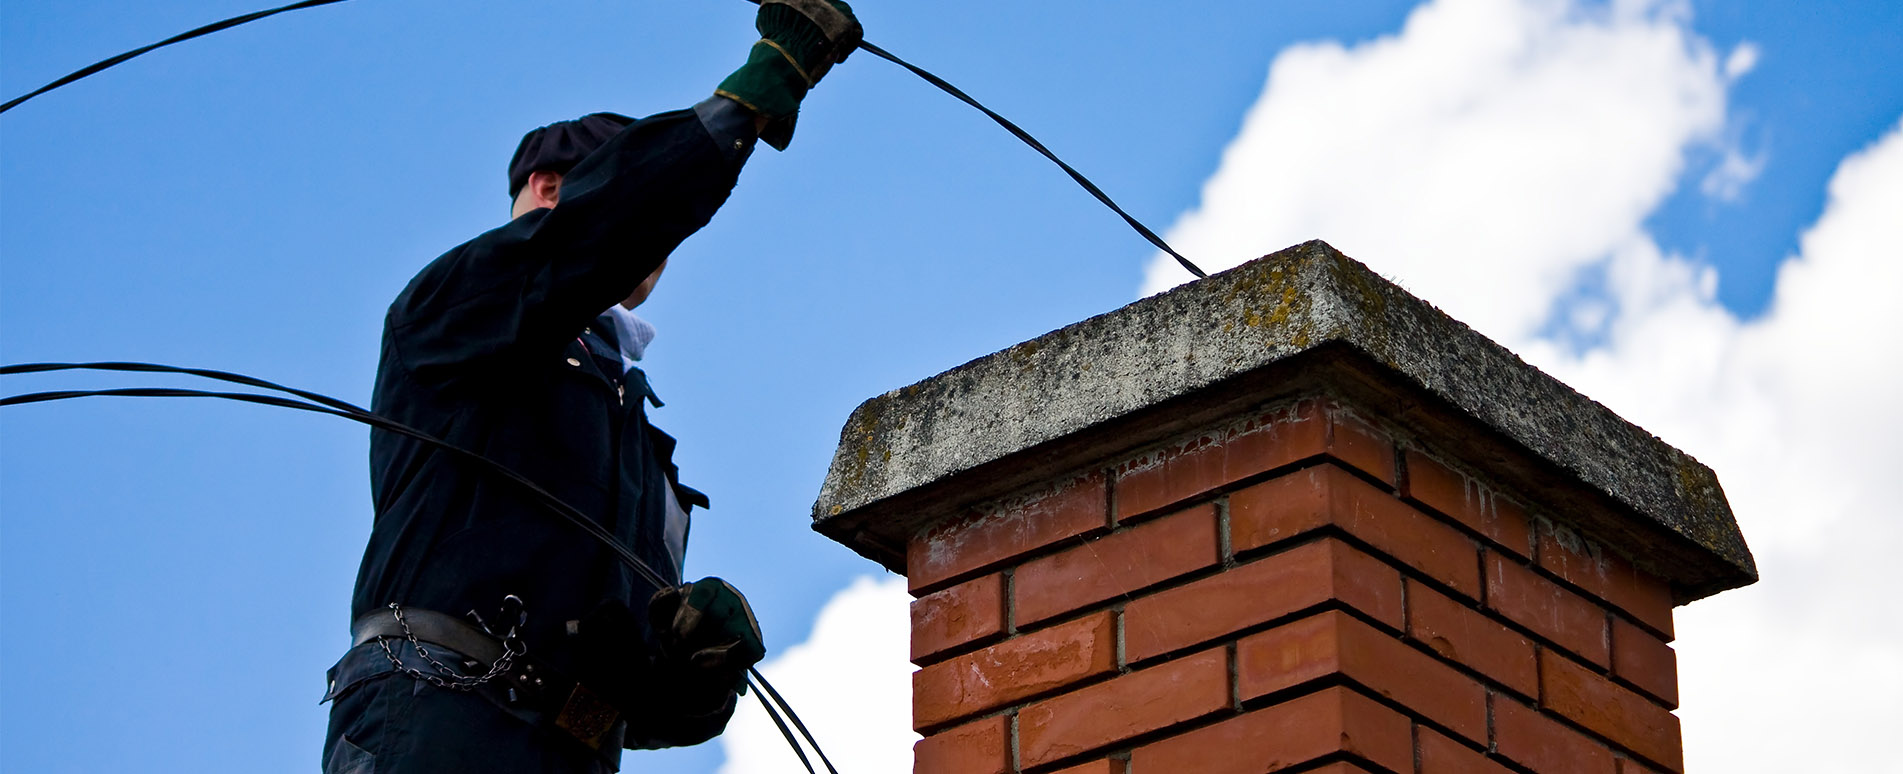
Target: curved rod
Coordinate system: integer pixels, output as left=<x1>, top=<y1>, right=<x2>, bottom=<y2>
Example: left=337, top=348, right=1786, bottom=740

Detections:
left=1, top=379, right=842, bottom=770
left=1, top=0, right=350, bottom=114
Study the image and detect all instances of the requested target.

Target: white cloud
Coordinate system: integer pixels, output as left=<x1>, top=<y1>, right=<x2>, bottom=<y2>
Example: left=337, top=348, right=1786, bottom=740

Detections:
left=1525, top=120, right=1903, bottom=771
left=729, top=1, right=1902, bottom=771
left=1724, top=41, right=1761, bottom=80
left=1700, top=142, right=1766, bottom=201
left=718, top=575, right=918, bottom=774
left=1140, top=0, right=1903, bottom=768
left=1703, top=43, right=1767, bottom=203
left=1141, top=0, right=1728, bottom=345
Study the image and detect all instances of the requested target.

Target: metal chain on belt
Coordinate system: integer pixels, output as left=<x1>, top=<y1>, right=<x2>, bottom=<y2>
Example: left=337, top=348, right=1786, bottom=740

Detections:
left=375, top=602, right=526, bottom=691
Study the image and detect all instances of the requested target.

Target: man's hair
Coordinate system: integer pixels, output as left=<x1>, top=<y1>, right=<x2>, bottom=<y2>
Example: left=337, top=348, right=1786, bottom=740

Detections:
left=507, top=112, right=635, bottom=198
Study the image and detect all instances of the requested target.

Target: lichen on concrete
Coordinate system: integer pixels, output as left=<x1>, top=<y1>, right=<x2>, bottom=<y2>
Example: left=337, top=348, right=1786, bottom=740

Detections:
left=811, top=241, right=1756, bottom=599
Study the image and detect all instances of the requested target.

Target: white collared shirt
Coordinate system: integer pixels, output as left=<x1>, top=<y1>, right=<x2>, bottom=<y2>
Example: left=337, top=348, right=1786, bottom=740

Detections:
left=600, top=303, right=656, bottom=373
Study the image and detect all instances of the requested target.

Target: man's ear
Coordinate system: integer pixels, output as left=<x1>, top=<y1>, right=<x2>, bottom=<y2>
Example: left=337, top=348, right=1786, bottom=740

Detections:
left=528, top=170, right=564, bottom=209
left=511, top=170, right=565, bottom=218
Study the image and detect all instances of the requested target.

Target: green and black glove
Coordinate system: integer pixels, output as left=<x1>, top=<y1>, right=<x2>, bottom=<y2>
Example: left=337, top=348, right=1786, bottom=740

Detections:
left=565, top=583, right=765, bottom=750
left=648, top=577, right=767, bottom=701
left=716, top=0, right=863, bottom=150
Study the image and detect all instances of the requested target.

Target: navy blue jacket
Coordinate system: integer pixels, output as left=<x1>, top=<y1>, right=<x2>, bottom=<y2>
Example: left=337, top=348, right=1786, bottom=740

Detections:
left=351, top=105, right=752, bottom=727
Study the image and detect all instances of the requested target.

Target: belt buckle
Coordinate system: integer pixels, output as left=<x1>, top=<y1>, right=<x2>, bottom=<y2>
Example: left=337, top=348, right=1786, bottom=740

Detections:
left=554, top=682, right=620, bottom=749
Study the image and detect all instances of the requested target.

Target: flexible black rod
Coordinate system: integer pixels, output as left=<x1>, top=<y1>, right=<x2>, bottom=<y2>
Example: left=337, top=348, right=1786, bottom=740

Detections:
left=850, top=40, right=1207, bottom=278
left=0, top=379, right=817, bottom=769
left=0, top=384, right=672, bottom=589
left=751, top=685, right=820, bottom=774
left=0, top=0, right=349, bottom=114
left=0, top=361, right=372, bottom=413
left=740, top=0, right=1207, bottom=278
left=751, top=665, right=841, bottom=774
left=3, top=0, right=1210, bottom=278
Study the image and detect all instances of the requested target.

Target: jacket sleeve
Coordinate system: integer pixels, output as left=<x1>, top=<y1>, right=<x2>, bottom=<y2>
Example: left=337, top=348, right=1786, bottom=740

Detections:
left=386, top=105, right=753, bottom=384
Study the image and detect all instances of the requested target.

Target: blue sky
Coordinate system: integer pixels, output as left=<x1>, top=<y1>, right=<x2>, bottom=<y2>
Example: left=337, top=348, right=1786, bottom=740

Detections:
left=3, top=1, right=1899, bottom=772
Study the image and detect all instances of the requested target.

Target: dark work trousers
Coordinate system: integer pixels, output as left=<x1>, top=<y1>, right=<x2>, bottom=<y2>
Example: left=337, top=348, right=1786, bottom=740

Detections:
left=322, top=642, right=621, bottom=774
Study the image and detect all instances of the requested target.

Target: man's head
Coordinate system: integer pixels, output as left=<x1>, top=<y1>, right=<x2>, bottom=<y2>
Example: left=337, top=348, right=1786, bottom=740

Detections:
left=506, top=112, right=661, bottom=307
left=507, top=112, right=634, bottom=216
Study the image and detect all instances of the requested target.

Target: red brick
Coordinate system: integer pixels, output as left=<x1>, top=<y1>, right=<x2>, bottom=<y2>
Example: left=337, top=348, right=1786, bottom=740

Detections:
left=1219, top=401, right=1331, bottom=486
left=1018, top=648, right=1229, bottom=768
left=1616, top=758, right=1660, bottom=774
left=1115, top=402, right=1327, bottom=520
left=1407, top=581, right=1539, bottom=697
left=1231, top=465, right=1482, bottom=598
left=913, top=611, right=1117, bottom=730
left=914, top=714, right=1009, bottom=774
left=1324, top=406, right=1396, bottom=486
left=1537, top=527, right=1676, bottom=638
left=1401, top=450, right=1534, bottom=557
left=1540, top=650, right=1684, bottom=772
left=908, top=473, right=1108, bottom=593
left=1115, top=441, right=1225, bottom=523
left=1486, top=552, right=1609, bottom=666
left=912, top=573, right=1005, bottom=664
left=1113, top=401, right=1399, bottom=522
left=1611, top=617, right=1679, bottom=708
left=1124, top=538, right=1404, bottom=662
left=1127, top=686, right=1411, bottom=774
left=1014, top=504, right=1220, bottom=626
left=1049, top=760, right=1121, bottom=774
left=1418, top=726, right=1512, bottom=774
left=1236, top=611, right=1487, bottom=744
left=1494, top=698, right=1617, bottom=774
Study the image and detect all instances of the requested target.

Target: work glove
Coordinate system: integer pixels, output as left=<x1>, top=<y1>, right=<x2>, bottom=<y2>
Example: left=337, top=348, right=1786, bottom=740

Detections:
left=716, top=0, right=863, bottom=150
left=647, top=577, right=767, bottom=709
left=567, top=588, right=758, bottom=751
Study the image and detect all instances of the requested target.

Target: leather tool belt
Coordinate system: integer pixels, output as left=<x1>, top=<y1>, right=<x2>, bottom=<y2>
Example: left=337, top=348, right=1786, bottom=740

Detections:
left=338, top=606, right=625, bottom=751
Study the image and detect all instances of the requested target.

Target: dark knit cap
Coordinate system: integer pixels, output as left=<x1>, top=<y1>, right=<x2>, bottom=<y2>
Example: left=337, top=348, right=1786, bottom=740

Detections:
left=507, top=112, right=635, bottom=198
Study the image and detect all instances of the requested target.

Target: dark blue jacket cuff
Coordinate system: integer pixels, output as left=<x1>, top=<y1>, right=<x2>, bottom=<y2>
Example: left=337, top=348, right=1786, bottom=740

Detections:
left=694, top=96, right=759, bottom=165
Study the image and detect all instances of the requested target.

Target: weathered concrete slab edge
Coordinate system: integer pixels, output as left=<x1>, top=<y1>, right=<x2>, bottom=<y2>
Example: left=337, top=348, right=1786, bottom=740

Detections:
left=812, top=241, right=1755, bottom=591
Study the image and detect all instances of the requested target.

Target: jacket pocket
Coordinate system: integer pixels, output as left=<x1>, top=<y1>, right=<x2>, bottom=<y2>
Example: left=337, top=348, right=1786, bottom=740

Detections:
left=325, top=734, right=375, bottom=774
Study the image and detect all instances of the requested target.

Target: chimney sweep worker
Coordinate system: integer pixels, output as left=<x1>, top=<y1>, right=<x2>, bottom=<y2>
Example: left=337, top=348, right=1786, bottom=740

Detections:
left=320, top=3, right=863, bottom=772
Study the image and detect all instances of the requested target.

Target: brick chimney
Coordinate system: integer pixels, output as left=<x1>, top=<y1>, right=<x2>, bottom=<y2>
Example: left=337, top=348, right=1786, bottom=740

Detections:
left=811, top=241, right=1755, bottom=774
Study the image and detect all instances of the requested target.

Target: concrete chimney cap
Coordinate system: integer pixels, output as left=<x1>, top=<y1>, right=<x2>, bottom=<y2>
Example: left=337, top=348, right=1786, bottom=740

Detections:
left=812, top=240, right=1755, bottom=601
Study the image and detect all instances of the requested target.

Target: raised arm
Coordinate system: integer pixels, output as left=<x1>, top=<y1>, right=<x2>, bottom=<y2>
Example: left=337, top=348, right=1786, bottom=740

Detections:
left=385, top=1, right=863, bottom=384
